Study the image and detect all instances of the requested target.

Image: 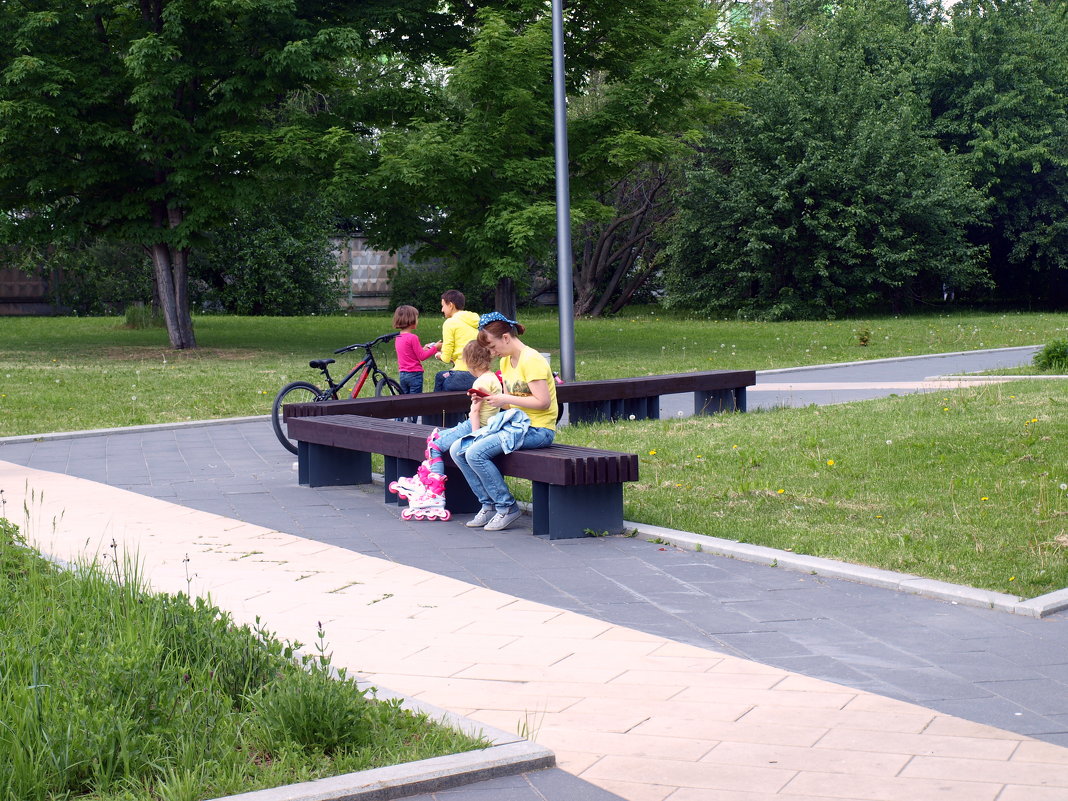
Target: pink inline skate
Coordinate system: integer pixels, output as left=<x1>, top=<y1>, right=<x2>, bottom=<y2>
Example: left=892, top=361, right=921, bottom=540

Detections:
left=401, top=472, right=450, bottom=521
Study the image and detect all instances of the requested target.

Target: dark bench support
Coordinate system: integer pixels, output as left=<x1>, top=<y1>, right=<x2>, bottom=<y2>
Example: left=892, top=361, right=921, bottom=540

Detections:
left=696, top=387, right=746, bottom=414
left=299, top=440, right=371, bottom=487
left=532, top=481, right=624, bottom=538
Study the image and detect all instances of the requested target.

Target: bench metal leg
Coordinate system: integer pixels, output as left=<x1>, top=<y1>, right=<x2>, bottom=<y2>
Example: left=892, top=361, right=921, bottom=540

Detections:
left=695, top=388, right=744, bottom=414
left=568, top=397, right=659, bottom=424
left=531, top=482, right=624, bottom=540
left=299, top=441, right=372, bottom=487
left=384, top=456, right=421, bottom=505
left=444, top=464, right=482, bottom=514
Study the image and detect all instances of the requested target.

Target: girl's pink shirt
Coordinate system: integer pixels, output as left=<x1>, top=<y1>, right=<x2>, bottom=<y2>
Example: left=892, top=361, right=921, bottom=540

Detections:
left=395, top=331, right=440, bottom=372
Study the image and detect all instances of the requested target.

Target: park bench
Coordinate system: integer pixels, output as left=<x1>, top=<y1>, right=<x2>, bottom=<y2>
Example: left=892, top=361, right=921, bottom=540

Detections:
left=283, top=369, right=756, bottom=426
left=282, top=370, right=752, bottom=539
left=287, top=414, right=638, bottom=540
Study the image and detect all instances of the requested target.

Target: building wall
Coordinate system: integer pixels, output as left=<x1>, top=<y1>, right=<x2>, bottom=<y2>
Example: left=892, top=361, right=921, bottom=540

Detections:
left=0, top=267, right=57, bottom=315
left=334, top=236, right=396, bottom=310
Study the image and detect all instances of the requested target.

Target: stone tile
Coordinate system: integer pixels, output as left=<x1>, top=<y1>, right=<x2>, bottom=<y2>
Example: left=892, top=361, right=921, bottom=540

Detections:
left=902, top=754, right=1068, bottom=786
left=700, top=740, right=910, bottom=776
left=582, top=755, right=794, bottom=794
left=782, top=771, right=1002, bottom=801
left=524, top=768, right=632, bottom=801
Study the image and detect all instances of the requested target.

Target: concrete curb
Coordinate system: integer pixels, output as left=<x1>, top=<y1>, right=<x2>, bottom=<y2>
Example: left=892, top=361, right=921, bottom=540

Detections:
left=755, top=345, right=1041, bottom=377
left=209, top=741, right=554, bottom=801
left=0, top=415, right=271, bottom=445
left=621, top=520, right=1068, bottom=619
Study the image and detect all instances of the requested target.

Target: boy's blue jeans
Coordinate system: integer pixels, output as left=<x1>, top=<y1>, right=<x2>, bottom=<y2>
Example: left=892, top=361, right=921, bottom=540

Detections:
left=449, top=426, right=555, bottom=513
left=398, top=371, right=424, bottom=394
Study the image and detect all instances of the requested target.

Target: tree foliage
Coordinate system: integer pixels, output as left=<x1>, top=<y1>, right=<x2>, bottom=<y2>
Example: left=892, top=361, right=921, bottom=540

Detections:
left=926, top=0, right=1068, bottom=306
left=190, top=194, right=344, bottom=316
left=0, top=0, right=445, bottom=346
left=665, top=0, right=989, bottom=319
left=343, top=0, right=751, bottom=315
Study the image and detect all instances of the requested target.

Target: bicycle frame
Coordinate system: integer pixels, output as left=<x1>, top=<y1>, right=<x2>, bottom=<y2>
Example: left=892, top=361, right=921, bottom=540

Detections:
left=316, top=333, right=398, bottom=399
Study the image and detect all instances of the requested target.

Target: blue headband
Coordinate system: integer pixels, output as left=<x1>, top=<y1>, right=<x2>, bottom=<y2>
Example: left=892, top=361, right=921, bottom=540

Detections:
left=478, top=311, right=519, bottom=330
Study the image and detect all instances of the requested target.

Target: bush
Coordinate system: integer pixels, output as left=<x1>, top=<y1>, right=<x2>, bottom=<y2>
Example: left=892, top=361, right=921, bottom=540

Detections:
left=191, top=195, right=345, bottom=316
left=1033, top=339, right=1068, bottom=373
left=387, top=260, right=489, bottom=317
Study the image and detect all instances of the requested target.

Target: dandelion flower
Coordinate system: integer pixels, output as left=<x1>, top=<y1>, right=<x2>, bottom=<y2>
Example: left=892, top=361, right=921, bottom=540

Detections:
left=732, top=444, right=739, bottom=449
left=777, top=489, right=785, bottom=494
left=827, top=459, right=835, bottom=466
left=1060, top=483, right=1068, bottom=491
left=648, top=449, right=657, bottom=456
left=981, top=496, right=989, bottom=501
left=885, top=440, right=892, bottom=445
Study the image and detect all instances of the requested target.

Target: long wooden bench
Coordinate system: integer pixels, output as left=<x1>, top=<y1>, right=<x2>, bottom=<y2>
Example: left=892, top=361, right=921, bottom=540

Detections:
left=288, top=414, right=639, bottom=540
left=283, top=369, right=756, bottom=427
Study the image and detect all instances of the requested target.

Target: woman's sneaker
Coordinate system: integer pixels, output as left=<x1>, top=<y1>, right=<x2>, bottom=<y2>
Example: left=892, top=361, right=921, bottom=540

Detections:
left=465, top=507, right=496, bottom=528
left=484, top=506, right=522, bottom=532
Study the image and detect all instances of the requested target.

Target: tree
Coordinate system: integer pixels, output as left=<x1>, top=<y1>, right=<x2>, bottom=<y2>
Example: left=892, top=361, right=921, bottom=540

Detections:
left=190, top=193, right=344, bottom=316
left=926, top=0, right=1068, bottom=307
left=0, top=0, right=447, bottom=347
left=664, top=0, right=988, bottom=319
left=343, top=0, right=750, bottom=316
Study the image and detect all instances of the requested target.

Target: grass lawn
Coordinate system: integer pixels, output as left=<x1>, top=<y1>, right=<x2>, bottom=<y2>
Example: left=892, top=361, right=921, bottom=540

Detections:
left=0, top=308, right=1064, bottom=437
left=555, top=378, right=1068, bottom=599
left=0, top=521, right=485, bottom=801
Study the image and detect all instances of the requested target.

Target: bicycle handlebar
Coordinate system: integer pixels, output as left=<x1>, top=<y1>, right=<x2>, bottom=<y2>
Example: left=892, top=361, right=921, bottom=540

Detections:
left=334, top=332, right=400, bottom=355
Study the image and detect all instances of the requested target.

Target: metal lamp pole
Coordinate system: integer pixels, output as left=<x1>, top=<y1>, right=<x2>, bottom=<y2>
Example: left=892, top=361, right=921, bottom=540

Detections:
left=552, top=0, right=576, bottom=381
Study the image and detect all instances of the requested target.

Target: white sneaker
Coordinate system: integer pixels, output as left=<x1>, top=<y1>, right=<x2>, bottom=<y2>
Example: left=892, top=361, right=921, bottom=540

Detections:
left=465, top=507, right=496, bottom=528
left=484, top=506, right=522, bottom=532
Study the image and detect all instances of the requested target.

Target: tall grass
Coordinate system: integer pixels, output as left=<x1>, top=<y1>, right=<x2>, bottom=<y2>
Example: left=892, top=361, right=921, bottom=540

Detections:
left=0, top=521, right=484, bottom=801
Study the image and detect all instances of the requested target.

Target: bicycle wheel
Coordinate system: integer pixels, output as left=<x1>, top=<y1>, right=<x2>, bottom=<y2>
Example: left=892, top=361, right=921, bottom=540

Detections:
left=272, top=381, right=321, bottom=454
left=374, top=376, right=402, bottom=397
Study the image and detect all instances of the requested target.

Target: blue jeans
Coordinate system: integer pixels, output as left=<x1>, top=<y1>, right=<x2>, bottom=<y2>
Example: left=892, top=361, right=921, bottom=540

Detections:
left=399, top=371, right=424, bottom=394
left=450, top=425, right=555, bottom=513
left=434, top=369, right=474, bottom=392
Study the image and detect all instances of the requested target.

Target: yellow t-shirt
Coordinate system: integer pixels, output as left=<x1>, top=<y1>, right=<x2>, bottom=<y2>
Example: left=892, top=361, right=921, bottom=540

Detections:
left=500, top=347, right=558, bottom=431
left=472, top=371, right=503, bottom=427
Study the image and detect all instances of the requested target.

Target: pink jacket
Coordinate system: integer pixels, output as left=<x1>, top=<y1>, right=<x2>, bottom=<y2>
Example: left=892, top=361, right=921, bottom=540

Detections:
left=395, top=331, right=440, bottom=372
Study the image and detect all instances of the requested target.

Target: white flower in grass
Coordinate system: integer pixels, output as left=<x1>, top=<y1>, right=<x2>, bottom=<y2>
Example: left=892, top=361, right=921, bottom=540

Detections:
left=1061, top=483, right=1068, bottom=492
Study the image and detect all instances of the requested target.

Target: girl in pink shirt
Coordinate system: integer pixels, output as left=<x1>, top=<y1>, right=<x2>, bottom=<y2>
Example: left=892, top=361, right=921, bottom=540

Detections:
left=392, top=305, right=441, bottom=396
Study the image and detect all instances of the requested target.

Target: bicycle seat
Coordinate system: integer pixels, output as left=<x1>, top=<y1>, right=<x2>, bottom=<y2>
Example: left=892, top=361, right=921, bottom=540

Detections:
left=309, top=359, right=335, bottom=369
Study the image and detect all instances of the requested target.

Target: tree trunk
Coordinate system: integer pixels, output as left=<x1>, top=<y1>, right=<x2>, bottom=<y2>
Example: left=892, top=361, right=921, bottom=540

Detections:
left=149, top=242, right=197, bottom=349
left=494, top=276, right=517, bottom=320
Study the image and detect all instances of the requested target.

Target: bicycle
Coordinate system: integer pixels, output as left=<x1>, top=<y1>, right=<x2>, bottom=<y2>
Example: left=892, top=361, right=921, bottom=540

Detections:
left=272, top=332, right=402, bottom=454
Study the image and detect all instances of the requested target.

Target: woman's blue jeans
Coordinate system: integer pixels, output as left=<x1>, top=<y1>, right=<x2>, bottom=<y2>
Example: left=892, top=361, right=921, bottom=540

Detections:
left=450, top=425, right=555, bottom=513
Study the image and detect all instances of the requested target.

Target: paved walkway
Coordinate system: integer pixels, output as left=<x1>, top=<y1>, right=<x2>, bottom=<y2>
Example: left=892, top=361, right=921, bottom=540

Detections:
left=2, top=348, right=1067, bottom=801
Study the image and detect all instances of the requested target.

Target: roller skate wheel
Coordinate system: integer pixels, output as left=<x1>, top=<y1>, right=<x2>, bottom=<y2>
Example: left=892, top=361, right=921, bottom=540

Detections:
left=401, top=508, right=414, bottom=520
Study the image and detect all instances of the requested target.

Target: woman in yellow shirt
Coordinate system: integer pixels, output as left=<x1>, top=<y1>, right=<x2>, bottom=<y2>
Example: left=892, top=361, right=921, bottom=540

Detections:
left=450, top=312, right=558, bottom=532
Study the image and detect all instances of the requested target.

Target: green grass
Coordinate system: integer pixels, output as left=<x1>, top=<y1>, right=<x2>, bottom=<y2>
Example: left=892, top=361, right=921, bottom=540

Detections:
left=553, top=379, right=1068, bottom=599
left=1, top=309, right=1065, bottom=437
left=0, top=521, right=485, bottom=801
left=2, top=309, right=1066, bottom=598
